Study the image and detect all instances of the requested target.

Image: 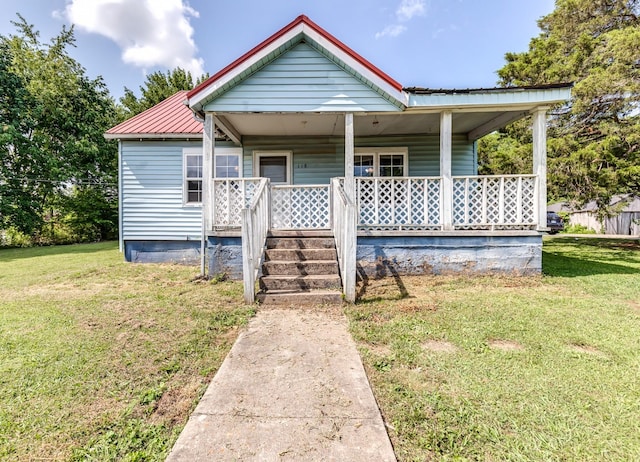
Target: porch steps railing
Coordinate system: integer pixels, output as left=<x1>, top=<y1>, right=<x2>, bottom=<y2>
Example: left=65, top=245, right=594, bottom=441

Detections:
left=331, top=178, right=357, bottom=303
left=240, top=178, right=270, bottom=303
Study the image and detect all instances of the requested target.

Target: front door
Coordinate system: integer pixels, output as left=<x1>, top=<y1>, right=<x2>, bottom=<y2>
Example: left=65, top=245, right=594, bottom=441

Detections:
left=255, top=151, right=292, bottom=184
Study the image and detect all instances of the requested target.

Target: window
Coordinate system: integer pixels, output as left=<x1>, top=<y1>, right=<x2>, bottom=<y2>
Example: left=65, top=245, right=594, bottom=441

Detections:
left=184, top=150, right=202, bottom=204
left=183, top=148, right=242, bottom=205
left=354, top=148, right=407, bottom=177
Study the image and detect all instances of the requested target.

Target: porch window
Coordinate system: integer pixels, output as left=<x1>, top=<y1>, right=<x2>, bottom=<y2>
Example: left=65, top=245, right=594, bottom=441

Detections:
left=354, top=148, right=407, bottom=177
left=184, top=148, right=242, bottom=205
left=184, top=149, right=203, bottom=204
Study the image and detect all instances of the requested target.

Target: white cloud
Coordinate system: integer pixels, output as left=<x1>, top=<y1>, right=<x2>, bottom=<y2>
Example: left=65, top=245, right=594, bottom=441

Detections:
left=62, top=0, right=205, bottom=76
left=375, top=24, right=407, bottom=39
left=376, top=0, right=428, bottom=39
left=396, top=0, right=427, bottom=22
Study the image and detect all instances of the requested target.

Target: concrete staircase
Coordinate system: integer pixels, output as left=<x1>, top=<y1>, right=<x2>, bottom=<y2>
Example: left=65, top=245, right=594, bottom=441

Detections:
left=257, top=234, right=343, bottom=306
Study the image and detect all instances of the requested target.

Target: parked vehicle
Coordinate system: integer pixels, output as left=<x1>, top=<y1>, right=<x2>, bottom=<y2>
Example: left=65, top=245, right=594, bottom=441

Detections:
left=547, top=211, right=564, bottom=234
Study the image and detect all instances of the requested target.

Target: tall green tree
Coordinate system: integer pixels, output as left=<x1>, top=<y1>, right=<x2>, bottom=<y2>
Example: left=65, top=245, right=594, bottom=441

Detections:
left=0, top=15, right=118, bottom=240
left=481, top=0, right=640, bottom=209
left=119, top=67, right=209, bottom=118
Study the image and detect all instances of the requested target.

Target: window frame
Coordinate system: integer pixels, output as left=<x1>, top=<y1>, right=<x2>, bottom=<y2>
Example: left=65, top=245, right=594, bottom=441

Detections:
left=253, top=150, right=293, bottom=185
left=183, top=148, right=203, bottom=206
left=183, top=147, right=243, bottom=206
left=354, top=147, right=408, bottom=177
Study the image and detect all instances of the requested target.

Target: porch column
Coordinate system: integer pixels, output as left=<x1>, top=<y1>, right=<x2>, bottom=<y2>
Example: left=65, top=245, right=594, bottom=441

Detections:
left=201, top=113, right=214, bottom=276
left=344, top=113, right=355, bottom=201
left=532, top=108, right=547, bottom=231
left=440, top=111, right=453, bottom=230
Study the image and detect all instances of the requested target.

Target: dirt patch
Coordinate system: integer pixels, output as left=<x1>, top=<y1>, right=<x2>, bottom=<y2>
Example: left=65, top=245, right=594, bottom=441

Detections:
left=366, top=343, right=392, bottom=357
left=152, top=376, right=204, bottom=426
left=488, top=340, right=524, bottom=351
left=629, top=301, right=640, bottom=313
left=568, top=343, right=607, bottom=357
left=421, top=339, right=459, bottom=353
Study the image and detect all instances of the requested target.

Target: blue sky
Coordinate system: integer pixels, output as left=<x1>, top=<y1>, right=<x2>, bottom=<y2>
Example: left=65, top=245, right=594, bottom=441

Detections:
left=0, top=0, right=556, bottom=100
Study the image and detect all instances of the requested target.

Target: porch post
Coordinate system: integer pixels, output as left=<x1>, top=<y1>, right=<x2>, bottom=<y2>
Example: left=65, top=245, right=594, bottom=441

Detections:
left=344, top=113, right=355, bottom=201
left=532, top=108, right=547, bottom=231
left=201, top=113, right=214, bottom=276
left=343, top=112, right=356, bottom=303
left=440, top=111, right=453, bottom=230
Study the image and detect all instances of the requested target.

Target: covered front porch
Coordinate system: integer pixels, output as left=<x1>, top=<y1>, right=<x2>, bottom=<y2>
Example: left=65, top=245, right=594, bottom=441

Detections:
left=198, top=107, right=552, bottom=303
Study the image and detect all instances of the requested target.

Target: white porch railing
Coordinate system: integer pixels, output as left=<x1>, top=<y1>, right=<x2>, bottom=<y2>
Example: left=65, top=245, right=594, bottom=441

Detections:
left=356, top=177, right=442, bottom=229
left=452, top=175, right=537, bottom=229
left=331, top=178, right=356, bottom=302
left=213, top=175, right=539, bottom=232
left=241, top=178, right=270, bottom=303
left=213, top=178, right=262, bottom=229
left=270, top=184, right=330, bottom=229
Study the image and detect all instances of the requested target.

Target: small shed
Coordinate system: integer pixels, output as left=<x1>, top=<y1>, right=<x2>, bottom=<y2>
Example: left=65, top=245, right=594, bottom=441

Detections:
left=564, top=195, right=640, bottom=235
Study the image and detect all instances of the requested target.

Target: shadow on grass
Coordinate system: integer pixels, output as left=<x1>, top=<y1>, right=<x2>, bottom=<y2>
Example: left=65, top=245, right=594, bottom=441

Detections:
left=543, top=251, right=639, bottom=277
left=0, top=241, right=117, bottom=263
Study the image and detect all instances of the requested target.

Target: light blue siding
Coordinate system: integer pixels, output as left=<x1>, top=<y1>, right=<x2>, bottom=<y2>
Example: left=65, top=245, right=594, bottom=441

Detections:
left=121, top=141, right=202, bottom=241
left=204, top=43, right=401, bottom=113
left=242, top=135, right=475, bottom=182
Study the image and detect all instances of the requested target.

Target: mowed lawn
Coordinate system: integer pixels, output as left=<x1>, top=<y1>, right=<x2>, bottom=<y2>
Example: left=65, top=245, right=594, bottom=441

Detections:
left=0, top=242, right=254, bottom=460
left=1, top=238, right=639, bottom=461
left=348, top=237, right=640, bottom=461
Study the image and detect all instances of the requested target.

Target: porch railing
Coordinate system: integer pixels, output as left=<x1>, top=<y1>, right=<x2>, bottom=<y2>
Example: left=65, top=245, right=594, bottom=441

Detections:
left=241, top=178, right=270, bottom=303
left=356, top=177, right=442, bottom=229
left=213, top=178, right=262, bottom=229
left=213, top=175, right=539, bottom=232
left=452, top=175, right=537, bottom=229
left=331, top=178, right=356, bottom=302
left=271, top=184, right=330, bottom=229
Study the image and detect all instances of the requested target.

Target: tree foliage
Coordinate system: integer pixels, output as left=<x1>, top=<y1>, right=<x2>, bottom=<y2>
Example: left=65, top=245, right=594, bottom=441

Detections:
left=119, top=67, right=209, bottom=118
left=0, top=15, right=118, bottom=241
left=481, top=0, right=640, bottom=209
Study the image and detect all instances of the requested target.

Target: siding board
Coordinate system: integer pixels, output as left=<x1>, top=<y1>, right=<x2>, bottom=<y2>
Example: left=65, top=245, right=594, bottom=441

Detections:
left=204, top=43, right=401, bottom=113
left=121, top=140, right=202, bottom=241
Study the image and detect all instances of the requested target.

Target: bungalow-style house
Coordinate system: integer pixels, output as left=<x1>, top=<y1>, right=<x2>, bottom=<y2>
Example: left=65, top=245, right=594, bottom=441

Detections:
left=105, top=15, right=572, bottom=303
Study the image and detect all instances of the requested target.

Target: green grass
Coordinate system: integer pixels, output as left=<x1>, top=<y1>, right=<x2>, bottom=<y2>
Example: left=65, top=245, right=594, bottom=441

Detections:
left=0, top=242, right=254, bottom=461
left=348, top=237, right=640, bottom=461
left=3, top=239, right=640, bottom=461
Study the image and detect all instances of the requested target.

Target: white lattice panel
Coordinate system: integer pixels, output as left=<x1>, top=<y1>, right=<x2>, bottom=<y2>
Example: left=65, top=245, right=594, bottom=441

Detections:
left=356, top=177, right=442, bottom=228
left=271, top=185, right=330, bottom=229
left=453, top=175, right=537, bottom=229
left=213, top=179, right=260, bottom=228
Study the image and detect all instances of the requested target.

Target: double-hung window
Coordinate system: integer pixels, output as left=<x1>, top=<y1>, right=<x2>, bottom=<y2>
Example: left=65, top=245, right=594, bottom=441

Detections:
left=183, top=147, right=243, bottom=205
left=354, top=148, right=408, bottom=177
left=184, top=149, right=203, bottom=204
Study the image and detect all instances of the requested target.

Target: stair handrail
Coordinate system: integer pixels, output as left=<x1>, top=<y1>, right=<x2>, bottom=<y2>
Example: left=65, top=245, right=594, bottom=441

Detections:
left=331, top=178, right=356, bottom=302
left=241, top=178, right=270, bottom=303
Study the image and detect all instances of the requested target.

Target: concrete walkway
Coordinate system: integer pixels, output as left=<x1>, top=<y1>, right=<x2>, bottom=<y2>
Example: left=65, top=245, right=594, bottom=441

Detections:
left=165, top=309, right=396, bottom=461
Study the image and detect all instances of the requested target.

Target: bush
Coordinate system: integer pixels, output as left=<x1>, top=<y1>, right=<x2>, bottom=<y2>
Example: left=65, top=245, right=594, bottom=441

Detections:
left=562, top=224, right=597, bottom=234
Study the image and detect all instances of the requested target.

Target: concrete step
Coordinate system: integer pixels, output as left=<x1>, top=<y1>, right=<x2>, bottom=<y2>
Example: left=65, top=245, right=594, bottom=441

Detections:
left=264, top=248, right=337, bottom=262
left=266, top=238, right=335, bottom=250
left=256, top=289, right=343, bottom=306
left=262, top=260, right=339, bottom=276
left=260, top=274, right=342, bottom=291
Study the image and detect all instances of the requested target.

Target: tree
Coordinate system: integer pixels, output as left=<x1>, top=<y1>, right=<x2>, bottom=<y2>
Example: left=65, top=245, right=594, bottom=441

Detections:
left=119, top=67, right=209, bottom=118
left=482, top=0, right=640, bottom=210
left=0, top=15, right=118, bottom=241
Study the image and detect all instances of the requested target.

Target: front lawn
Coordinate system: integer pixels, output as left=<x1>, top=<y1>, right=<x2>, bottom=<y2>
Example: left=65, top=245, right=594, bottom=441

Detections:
left=0, top=242, right=253, bottom=460
left=348, top=237, right=640, bottom=461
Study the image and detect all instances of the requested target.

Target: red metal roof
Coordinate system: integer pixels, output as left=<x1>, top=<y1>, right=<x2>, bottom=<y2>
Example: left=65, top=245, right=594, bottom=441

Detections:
left=105, top=90, right=202, bottom=138
left=187, top=15, right=403, bottom=100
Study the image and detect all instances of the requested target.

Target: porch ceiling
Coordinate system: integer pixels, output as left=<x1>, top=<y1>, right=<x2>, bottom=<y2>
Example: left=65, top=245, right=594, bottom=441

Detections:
left=216, top=109, right=531, bottom=141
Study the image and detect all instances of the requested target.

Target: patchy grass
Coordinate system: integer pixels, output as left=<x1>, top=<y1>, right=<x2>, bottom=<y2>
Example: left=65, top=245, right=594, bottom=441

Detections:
left=0, top=242, right=254, bottom=461
left=348, top=237, right=640, bottom=461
